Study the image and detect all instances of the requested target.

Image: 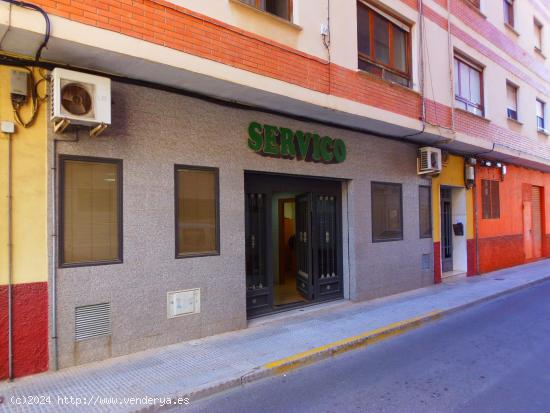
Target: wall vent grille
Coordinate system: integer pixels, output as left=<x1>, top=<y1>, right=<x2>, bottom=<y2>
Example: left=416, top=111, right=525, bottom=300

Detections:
left=75, top=302, right=111, bottom=341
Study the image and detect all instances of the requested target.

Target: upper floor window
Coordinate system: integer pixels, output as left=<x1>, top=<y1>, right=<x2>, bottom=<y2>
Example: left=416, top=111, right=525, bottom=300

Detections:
left=537, top=99, right=546, bottom=131
left=534, top=19, right=543, bottom=52
left=503, top=0, right=514, bottom=27
left=454, top=55, right=484, bottom=116
left=506, top=81, right=518, bottom=121
left=466, top=0, right=480, bottom=9
left=357, top=1, right=411, bottom=87
left=241, top=0, right=292, bottom=21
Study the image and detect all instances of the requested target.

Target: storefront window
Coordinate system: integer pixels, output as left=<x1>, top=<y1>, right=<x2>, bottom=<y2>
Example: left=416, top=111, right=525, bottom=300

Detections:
left=372, top=182, right=403, bottom=242
left=175, top=166, right=219, bottom=257
left=419, top=186, right=432, bottom=238
left=60, top=157, right=122, bottom=266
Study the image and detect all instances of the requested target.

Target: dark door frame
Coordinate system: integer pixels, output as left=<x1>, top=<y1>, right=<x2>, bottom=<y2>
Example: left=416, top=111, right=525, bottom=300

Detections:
left=440, top=187, right=453, bottom=273
left=245, top=171, right=344, bottom=318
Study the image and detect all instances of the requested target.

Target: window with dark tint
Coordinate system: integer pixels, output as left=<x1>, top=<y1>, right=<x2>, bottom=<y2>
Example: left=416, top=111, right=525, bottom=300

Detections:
left=419, top=186, right=432, bottom=238
left=503, top=0, right=514, bottom=27
left=357, top=1, right=411, bottom=87
left=372, top=182, right=403, bottom=242
left=506, top=82, right=518, bottom=120
left=482, top=180, right=500, bottom=219
left=454, top=56, right=483, bottom=116
left=61, top=157, right=122, bottom=266
left=537, top=99, right=546, bottom=131
left=175, top=166, right=219, bottom=257
left=241, top=0, right=292, bottom=21
left=534, top=19, right=543, bottom=51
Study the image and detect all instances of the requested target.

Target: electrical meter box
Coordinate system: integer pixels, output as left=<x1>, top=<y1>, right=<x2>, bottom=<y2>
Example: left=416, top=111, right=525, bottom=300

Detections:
left=10, top=70, right=28, bottom=102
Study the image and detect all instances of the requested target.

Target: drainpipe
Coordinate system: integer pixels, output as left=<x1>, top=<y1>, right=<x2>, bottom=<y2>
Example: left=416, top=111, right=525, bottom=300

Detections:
left=419, top=0, right=426, bottom=124
left=50, top=132, right=77, bottom=372
left=51, top=138, right=58, bottom=371
left=6, top=130, right=14, bottom=381
left=447, top=0, right=456, bottom=134
left=473, top=166, right=480, bottom=275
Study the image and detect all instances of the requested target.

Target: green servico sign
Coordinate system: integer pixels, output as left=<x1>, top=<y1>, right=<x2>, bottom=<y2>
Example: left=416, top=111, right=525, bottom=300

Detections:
left=247, top=121, right=347, bottom=164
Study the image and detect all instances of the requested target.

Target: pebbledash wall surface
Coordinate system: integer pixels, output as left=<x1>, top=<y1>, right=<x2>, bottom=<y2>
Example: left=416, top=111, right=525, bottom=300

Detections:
left=49, top=81, right=433, bottom=368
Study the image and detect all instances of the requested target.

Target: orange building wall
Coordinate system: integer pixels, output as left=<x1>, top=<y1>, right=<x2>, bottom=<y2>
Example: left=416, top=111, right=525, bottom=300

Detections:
left=476, top=164, right=550, bottom=273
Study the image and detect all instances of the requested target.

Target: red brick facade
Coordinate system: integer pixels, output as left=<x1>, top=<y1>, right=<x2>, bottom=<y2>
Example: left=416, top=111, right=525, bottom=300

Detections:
left=23, top=0, right=548, bottom=164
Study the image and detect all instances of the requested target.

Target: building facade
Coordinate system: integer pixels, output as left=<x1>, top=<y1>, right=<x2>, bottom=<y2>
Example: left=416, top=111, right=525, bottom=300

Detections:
left=0, top=0, right=549, bottom=379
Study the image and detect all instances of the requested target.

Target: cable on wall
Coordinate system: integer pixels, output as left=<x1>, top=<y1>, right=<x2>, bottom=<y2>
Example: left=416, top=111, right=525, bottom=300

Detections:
left=0, top=54, right=435, bottom=146
left=0, top=0, right=50, bottom=61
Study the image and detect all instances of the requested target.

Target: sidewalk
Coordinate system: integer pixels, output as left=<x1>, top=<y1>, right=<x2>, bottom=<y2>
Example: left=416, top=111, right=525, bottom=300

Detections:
left=2, top=260, right=550, bottom=413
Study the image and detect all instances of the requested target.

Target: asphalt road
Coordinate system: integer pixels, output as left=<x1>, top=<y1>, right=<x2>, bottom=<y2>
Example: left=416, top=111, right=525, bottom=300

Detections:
left=179, top=280, right=550, bottom=413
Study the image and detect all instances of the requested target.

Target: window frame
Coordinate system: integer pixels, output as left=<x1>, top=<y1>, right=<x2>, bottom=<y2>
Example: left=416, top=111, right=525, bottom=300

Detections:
left=506, top=81, right=519, bottom=121
left=534, top=19, right=543, bottom=52
left=240, top=0, right=293, bottom=22
left=454, top=55, right=485, bottom=116
left=536, top=99, right=546, bottom=131
left=481, top=179, right=500, bottom=220
left=357, top=0, right=412, bottom=86
left=58, top=155, right=124, bottom=268
left=371, top=181, right=404, bottom=243
left=503, top=0, right=514, bottom=28
left=419, top=185, right=432, bottom=239
left=174, top=164, right=221, bottom=259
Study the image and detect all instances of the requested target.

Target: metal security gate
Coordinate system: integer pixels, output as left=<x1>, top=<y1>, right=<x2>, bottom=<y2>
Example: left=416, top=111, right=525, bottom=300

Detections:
left=296, top=193, right=313, bottom=300
left=245, top=173, right=343, bottom=318
left=441, top=188, right=453, bottom=273
left=313, top=195, right=341, bottom=300
left=245, top=193, right=270, bottom=315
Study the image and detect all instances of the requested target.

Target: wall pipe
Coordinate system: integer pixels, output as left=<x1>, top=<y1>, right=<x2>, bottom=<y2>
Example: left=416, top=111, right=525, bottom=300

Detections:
left=50, top=138, right=58, bottom=371
left=473, top=166, right=480, bottom=275
left=50, top=131, right=78, bottom=372
left=6, top=130, right=13, bottom=381
left=447, top=0, right=456, bottom=133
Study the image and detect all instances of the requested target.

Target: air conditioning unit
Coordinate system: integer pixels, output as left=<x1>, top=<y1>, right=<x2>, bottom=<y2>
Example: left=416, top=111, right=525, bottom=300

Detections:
left=51, top=68, right=111, bottom=136
left=417, top=147, right=442, bottom=175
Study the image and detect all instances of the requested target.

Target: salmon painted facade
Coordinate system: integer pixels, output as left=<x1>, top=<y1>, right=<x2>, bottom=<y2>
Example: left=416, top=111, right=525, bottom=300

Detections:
left=0, top=0, right=549, bottom=379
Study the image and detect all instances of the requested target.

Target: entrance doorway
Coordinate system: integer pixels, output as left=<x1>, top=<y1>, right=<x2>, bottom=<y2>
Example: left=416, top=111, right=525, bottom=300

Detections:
left=523, top=185, right=543, bottom=260
left=274, top=197, right=302, bottom=306
left=245, top=173, right=343, bottom=318
left=440, top=186, right=468, bottom=278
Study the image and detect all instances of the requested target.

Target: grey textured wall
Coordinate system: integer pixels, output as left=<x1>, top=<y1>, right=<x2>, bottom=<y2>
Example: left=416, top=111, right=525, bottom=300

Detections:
left=49, top=82, right=433, bottom=369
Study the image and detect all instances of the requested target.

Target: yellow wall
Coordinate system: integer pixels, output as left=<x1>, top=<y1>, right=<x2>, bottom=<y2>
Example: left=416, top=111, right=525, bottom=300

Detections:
left=431, top=154, right=474, bottom=243
left=0, top=64, right=48, bottom=285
